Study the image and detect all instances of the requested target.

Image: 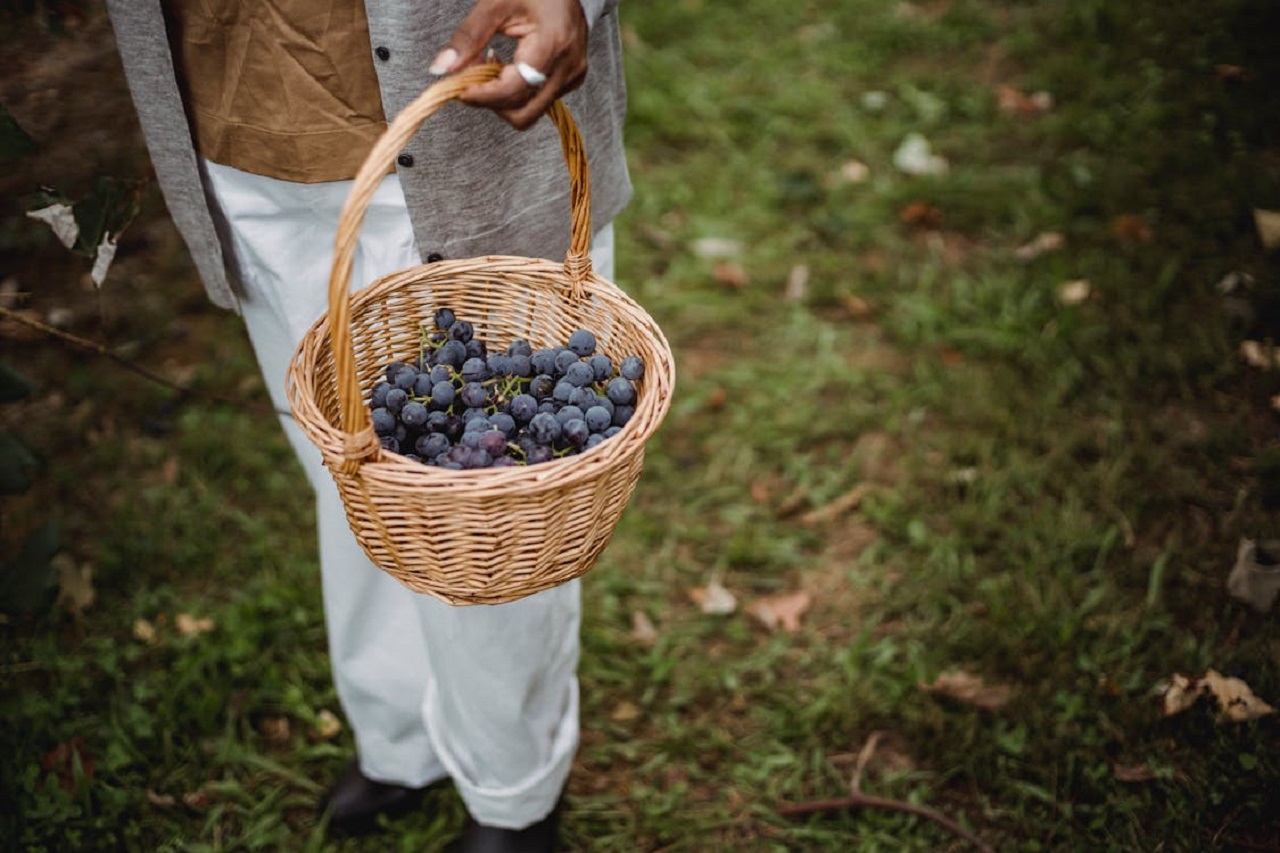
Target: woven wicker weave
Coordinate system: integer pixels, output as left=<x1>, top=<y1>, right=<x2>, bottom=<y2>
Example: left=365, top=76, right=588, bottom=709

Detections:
left=286, top=65, right=675, bottom=605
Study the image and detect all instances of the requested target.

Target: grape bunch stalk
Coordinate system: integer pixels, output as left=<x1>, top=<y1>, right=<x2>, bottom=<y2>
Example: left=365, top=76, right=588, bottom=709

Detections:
left=366, top=307, right=647, bottom=470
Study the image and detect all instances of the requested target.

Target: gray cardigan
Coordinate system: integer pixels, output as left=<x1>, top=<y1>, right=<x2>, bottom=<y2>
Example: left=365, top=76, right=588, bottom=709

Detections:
left=103, top=0, right=632, bottom=311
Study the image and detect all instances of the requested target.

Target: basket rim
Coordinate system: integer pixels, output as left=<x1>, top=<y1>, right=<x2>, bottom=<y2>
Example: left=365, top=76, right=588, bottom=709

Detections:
left=285, top=254, right=676, bottom=494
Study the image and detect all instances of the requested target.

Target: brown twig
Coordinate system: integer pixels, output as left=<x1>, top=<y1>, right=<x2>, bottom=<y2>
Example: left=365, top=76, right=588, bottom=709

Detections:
left=777, top=793, right=995, bottom=853
left=0, top=305, right=284, bottom=418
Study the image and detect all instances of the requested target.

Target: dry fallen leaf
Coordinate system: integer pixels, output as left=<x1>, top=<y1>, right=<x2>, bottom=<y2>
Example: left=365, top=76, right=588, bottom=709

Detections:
left=1111, top=214, right=1153, bottom=244
left=630, top=610, right=659, bottom=646
left=175, top=612, right=215, bottom=637
left=689, top=577, right=738, bottom=615
left=1203, top=670, right=1276, bottom=722
left=785, top=264, right=810, bottom=302
left=146, top=790, right=177, bottom=807
left=713, top=261, right=749, bottom=289
left=996, top=84, right=1054, bottom=116
left=610, top=701, right=642, bottom=723
left=1057, top=280, right=1092, bottom=306
left=691, top=237, right=743, bottom=259
left=1161, top=673, right=1202, bottom=716
left=839, top=293, right=875, bottom=319
left=799, top=483, right=874, bottom=526
left=899, top=201, right=943, bottom=229
left=1015, top=231, right=1065, bottom=262
left=54, top=556, right=95, bottom=615
left=1161, top=669, right=1276, bottom=722
left=1253, top=208, right=1280, bottom=250
left=920, top=670, right=1014, bottom=710
left=258, top=715, right=292, bottom=742
left=41, top=738, right=95, bottom=792
left=309, top=709, right=343, bottom=741
left=835, top=159, right=870, bottom=185
left=133, top=618, right=158, bottom=644
left=1240, top=340, right=1277, bottom=370
left=1216, top=63, right=1250, bottom=82
left=1112, top=763, right=1157, bottom=783
left=747, top=590, right=813, bottom=633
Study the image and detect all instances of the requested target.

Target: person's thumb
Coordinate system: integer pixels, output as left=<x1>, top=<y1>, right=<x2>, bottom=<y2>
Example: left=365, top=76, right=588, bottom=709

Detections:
left=429, top=1, right=507, bottom=74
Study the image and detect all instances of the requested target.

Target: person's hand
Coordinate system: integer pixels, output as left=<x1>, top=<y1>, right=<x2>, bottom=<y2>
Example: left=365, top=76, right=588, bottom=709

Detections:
left=429, top=0, right=589, bottom=130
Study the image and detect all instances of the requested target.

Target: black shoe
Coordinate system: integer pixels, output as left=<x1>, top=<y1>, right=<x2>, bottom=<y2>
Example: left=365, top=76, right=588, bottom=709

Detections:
left=319, top=760, right=434, bottom=835
left=452, top=803, right=561, bottom=853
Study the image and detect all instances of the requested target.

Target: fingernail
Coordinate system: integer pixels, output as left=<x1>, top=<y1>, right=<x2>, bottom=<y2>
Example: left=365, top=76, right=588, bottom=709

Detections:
left=429, top=48, right=457, bottom=75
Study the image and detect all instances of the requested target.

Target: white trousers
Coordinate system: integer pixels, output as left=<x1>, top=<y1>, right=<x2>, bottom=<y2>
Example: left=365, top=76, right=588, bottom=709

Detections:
left=201, top=160, right=611, bottom=829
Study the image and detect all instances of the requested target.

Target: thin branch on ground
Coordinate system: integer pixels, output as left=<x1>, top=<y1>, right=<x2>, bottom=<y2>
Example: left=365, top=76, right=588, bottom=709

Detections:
left=777, top=794, right=995, bottom=853
left=0, top=305, right=284, bottom=418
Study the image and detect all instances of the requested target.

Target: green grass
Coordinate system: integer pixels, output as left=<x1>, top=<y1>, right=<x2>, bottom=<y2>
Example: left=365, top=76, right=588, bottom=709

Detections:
left=3, top=0, right=1279, bottom=849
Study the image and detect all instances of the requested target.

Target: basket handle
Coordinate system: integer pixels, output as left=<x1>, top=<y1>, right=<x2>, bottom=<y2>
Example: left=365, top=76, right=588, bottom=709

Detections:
left=328, top=64, right=593, bottom=468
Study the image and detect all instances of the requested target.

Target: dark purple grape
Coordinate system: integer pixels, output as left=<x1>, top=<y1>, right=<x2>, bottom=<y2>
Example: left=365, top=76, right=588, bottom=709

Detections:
left=465, top=338, right=488, bottom=360
left=530, top=348, right=558, bottom=376
left=492, top=455, right=518, bottom=468
left=400, top=401, right=429, bottom=428
left=567, top=329, right=596, bottom=357
left=527, top=412, right=561, bottom=445
left=436, top=339, right=467, bottom=368
left=569, top=386, right=596, bottom=410
left=464, top=414, right=493, bottom=433
left=509, top=394, right=538, bottom=424
left=425, top=410, right=449, bottom=433
left=612, top=405, right=634, bottom=427
left=553, top=381, right=575, bottom=404
left=508, top=354, right=533, bottom=378
left=460, top=431, right=484, bottom=449
left=371, top=407, right=397, bottom=436
left=460, top=382, right=489, bottom=409
left=486, top=353, right=512, bottom=377
left=507, top=339, right=533, bottom=358
left=564, top=361, right=594, bottom=388
left=603, top=426, right=622, bottom=438
left=448, top=320, right=474, bottom=343
left=555, top=405, right=585, bottom=426
left=392, top=365, right=418, bottom=391
left=433, top=307, right=456, bottom=330
left=385, top=387, right=408, bottom=414
left=620, top=355, right=645, bottom=381
left=461, top=357, right=489, bottom=383
left=468, top=449, right=493, bottom=469
left=529, top=374, right=556, bottom=400
left=553, top=348, right=579, bottom=377
left=371, top=381, right=392, bottom=408
left=584, top=434, right=606, bottom=450
left=385, top=360, right=413, bottom=382
left=413, top=373, right=434, bottom=397
left=380, top=435, right=400, bottom=453
left=430, top=364, right=454, bottom=386
left=588, top=354, right=613, bottom=382
left=430, top=381, right=455, bottom=410
left=417, top=432, right=450, bottom=458
left=527, top=445, right=554, bottom=465
left=606, top=377, right=636, bottom=406
left=593, top=395, right=615, bottom=416
left=490, top=412, right=517, bottom=437
left=585, top=406, right=612, bottom=433
left=478, top=430, right=508, bottom=456
left=562, top=418, right=590, bottom=447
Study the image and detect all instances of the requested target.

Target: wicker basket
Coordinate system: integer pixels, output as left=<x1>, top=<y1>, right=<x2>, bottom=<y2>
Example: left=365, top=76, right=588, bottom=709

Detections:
left=285, top=65, right=675, bottom=606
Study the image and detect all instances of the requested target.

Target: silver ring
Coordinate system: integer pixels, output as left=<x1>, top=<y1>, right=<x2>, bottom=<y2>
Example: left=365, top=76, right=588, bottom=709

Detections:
left=515, top=62, right=548, bottom=89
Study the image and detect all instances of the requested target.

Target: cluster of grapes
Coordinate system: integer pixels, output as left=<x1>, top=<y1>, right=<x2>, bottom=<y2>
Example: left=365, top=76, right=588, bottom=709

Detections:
left=368, top=307, right=646, bottom=470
